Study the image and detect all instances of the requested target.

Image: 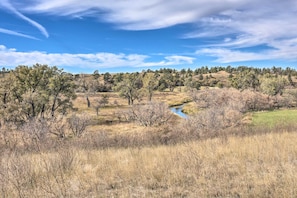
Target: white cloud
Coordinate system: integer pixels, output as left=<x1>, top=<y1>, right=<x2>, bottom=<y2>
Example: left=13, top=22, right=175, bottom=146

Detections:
left=2, top=0, right=297, bottom=63
left=196, top=48, right=267, bottom=63
left=0, top=45, right=195, bottom=69
left=0, top=28, right=38, bottom=39
left=0, top=0, right=49, bottom=38
left=196, top=45, right=297, bottom=63
left=141, top=55, right=195, bottom=67
left=18, top=0, right=249, bottom=30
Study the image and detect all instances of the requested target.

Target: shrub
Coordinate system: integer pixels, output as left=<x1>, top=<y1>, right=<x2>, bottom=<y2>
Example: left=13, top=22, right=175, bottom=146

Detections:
left=67, top=114, right=90, bottom=137
left=128, top=102, right=172, bottom=127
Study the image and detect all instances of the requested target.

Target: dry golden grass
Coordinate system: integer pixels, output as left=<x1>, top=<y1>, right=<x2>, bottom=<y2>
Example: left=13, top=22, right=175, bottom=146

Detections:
left=73, top=90, right=192, bottom=111
left=1, top=131, right=297, bottom=197
left=153, top=90, right=191, bottom=106
left=182, top=101, right=197, bottom=115
left=73, top=90, right=190, bottom=134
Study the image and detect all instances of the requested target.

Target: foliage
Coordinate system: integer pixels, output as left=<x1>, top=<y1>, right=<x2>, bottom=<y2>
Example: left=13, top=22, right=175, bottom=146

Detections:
left=141, top=72, right=158, bottom=101
left=230, top=70, right=260, bottom=90
left=0, top=64, right=76, bottom=124
left=260, top=75, right=288, bottom=96
left=93, top=94, right=109, bottom=116
left=115, top=73, right=143, bottom=105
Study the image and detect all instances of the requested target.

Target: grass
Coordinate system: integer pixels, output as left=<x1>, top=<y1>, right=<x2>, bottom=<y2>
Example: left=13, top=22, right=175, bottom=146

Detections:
left=252, top=109, right=297, bottom=127
left=2, top=87, right=297, bottom=197
left=1, top=132, right=297, bottom=197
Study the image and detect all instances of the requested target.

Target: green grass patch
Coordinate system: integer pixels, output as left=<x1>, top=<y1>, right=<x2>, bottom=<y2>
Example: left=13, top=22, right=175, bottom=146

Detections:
left=252, top=109, right=297, bottom=127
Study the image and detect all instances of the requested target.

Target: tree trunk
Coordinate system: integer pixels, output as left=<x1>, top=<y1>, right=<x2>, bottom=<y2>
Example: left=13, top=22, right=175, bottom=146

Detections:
left=86, top=96, right=91, bottom=108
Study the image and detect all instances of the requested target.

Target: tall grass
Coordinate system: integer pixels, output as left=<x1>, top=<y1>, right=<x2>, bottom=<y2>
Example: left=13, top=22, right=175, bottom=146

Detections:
left=1, top=131, right=296, bottom=197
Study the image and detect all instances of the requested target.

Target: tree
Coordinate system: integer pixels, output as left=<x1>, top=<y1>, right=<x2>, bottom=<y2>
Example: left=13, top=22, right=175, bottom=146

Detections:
left=128, top=102, right=172, bottom=127
left=230, top=70, right=260, bottom=90
left=49, top=71, right=77, bottom=117
left=288, top=73, right=294, bottom=86
left=0, top=64, right=76, bottom=124
left=115, top=73, right=142, bottom=105
left=186, top=88, right=246, bottom=138
left=68, top=113, right=90, bottom=137
left=94, top=94, right=109, bottom=116
left=103, top=72, right=113, bottom=84
left=260, top=76, right=288, bottom=96
left=78, top=74, right=98, bottom=108
left=141, top=73, right=158, bottom=101
left=159, top=72, right=178, bottom=92
left=260, top=76, right=288, bottom=108
left=93, top=70, right=100, bottom=80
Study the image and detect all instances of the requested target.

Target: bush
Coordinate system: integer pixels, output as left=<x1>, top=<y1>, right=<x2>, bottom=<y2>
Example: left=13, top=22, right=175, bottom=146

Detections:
left=127, top=102, right=172, bottom=127
left=68, top=114, right=90, bottom=137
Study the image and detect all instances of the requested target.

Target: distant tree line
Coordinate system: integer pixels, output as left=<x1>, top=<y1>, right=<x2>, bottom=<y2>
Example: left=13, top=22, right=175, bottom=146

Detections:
left=1, top=63, right=297, bottom=144
left=72, top=65, right=296, bottom=106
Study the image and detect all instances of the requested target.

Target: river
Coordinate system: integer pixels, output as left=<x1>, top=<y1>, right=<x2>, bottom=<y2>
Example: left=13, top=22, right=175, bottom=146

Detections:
left=170, top=104, right=188, bottom=119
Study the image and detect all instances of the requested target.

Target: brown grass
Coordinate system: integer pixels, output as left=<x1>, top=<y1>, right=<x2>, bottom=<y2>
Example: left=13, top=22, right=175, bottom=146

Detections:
left=1, top=131, right=296, bottom=197
left=72, top=90, right=190, bottom=134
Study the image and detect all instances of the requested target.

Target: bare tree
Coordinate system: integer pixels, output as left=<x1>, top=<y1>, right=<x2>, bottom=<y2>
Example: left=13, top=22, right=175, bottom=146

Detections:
left=186, top=88, right=246, bottom=138
left=67, top=114, right=90, bottom=137
left=190, top=88, right=245, bottom=109
left=128, top=102, right=172, bottom=127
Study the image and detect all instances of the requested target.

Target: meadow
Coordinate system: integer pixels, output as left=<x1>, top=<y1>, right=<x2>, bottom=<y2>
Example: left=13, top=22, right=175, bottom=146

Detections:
left=1, top=66, right=297, bottom=197
left=252, top=109, right=297, bottom=128
left=1, top=129, right=296, bottom=197
left=1, top=90, right=297, bottom=197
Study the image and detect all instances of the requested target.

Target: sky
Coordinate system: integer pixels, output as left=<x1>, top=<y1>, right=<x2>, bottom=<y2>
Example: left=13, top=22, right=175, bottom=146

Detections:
left=0, top=0, right=297, bottom=73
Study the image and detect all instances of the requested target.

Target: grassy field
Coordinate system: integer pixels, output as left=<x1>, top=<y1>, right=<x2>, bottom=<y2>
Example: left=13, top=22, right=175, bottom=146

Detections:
left=252, top=109, right=297, bottom=128
left=1, top=132, right=297, bottom=197
left=2, top=88, right=297, bottom=197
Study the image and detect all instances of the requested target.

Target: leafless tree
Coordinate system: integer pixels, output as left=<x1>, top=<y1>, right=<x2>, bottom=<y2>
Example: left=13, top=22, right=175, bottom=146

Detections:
left=185, top=88, right=247, bottom=138
left=67, top=114, right=90, bottom=137
left=128, top=102, right=172, bottom=127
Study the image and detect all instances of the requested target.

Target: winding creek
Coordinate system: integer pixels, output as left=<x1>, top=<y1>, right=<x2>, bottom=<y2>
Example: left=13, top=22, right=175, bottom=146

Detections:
left=170, top=104, right=188, bottom=119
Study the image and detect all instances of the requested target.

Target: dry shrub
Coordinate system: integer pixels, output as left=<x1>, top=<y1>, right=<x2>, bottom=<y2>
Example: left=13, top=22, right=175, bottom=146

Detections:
left=68, top=113, right=91, bottom=137
left=18, top=118, right=69, bottom=152
left=241, top=89, right=271, bottom=110
left=47, top=116, right=68, bottom=138
left=21, top=119, right=49, bottom=141
left=180, top=88, right=246, bottom=140
left=127, top=102, right=172, bottom=127
left=190, top=88, right=274, bottom=112
left=0, top=153, right=37, bottom=198
left=0, top=132, right=296, bottom=197
left=189, top=88, right=243, bottom=109
left=0, top=124, right=19, bottom=152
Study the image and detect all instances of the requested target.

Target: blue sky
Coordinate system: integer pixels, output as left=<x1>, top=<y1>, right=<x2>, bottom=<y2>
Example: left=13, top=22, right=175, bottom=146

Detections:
left=1, top=0, right=297, bottom=73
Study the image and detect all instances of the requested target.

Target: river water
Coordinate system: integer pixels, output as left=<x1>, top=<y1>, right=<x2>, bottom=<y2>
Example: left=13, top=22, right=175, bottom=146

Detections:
left=170, top=104, right=188, bottom=119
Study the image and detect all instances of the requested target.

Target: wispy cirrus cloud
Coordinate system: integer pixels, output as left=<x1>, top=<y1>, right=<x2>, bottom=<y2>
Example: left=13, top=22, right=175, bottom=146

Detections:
left=0, top=0, right=49, bottom=38
left=196, top=44, right=297, bottom=64
left=2, top=0, right=297, bottom=64
left=16, top=0, right=297, bottom=63
left=18, top=0, right=247, bottom=30
left=0, top=28, right=38, bottom=39
left=0, top=45, right=195, bottom=69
